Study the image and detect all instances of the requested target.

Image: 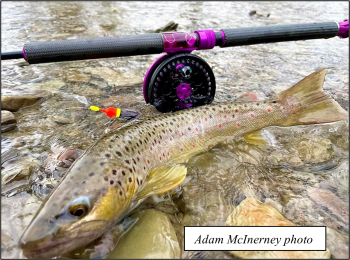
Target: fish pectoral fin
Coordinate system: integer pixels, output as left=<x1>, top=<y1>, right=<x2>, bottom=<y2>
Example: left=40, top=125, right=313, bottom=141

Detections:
left=139, top=105, right=164, bottom=119
left=243, top=130, right=268, bottom=146
left=136, top=164, right=187, bottom=199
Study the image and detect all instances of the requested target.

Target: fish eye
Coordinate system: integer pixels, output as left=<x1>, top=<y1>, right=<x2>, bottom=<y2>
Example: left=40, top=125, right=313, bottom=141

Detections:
left=68, top=197, right=90, bottom=218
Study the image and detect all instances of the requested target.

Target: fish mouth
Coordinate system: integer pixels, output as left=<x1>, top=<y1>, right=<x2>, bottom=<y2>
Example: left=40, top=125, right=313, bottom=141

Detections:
left=20, top=220, right=109, bottom=259
left=21, top=236, right=79, bottom=259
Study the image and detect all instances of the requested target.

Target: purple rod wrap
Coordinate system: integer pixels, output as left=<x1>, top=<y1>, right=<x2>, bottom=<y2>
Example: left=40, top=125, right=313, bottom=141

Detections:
left=338, top=20, right=349, bottom=38
left=194, top=30, right=216, bottom=50
left=22, top=48, right=28, bottom=61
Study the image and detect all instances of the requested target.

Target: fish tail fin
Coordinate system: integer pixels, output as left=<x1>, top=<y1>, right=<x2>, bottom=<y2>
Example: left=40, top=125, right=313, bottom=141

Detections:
left=279, top=68, right=348, bottom=126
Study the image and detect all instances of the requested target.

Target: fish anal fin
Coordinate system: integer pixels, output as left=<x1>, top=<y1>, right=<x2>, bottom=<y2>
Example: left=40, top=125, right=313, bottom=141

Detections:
left=244, top=130, right=268, bottom=146
left=136, top=165, right=187, bottom=199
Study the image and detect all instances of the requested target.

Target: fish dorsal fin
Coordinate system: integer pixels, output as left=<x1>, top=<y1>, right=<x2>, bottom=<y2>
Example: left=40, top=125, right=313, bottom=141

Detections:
left=243, top=130, right=268, bottom=146
left=139, top=105, right=163, bottom=119
left=136, top=164, right=187, bottom=199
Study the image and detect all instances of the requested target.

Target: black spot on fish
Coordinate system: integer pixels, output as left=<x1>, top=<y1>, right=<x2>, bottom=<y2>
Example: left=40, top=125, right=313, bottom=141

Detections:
left=119, top=191, right=123, bottom=196
left=105, top=153, right=111, bottom=158
left=82, top=180, right=86, bottom=184
left=74, top=192, right=78, bottom=196
left=128, top=140, right=132, bottom=145
left=110, top=180, right=114, bottom=185
left=170, top=122, right=173, bottom=125
left=140, top=180, right=143, bottom=185
left=132, top=158, right=136, bottom=164
left=112, top=170, right=117, bottom=175
left=89, top=172, right=94, bottom=177
left=117, top=181, right=122, bottom=186
left=148, top=133, right=151, bottom=137
left=212, top=108, right=216, bottom=111
left=122, top=171, right=126, bottom=176
left=111, top=139, right=115, bottom=142
left=100, top=162, right=105, bottom=166
left=272, top=100, right=277, bottom=103
left=125, top=160, right=130, bottom=164
left=244, top=104, right=247, bottom=107
left=116, top=151, right=122, bottom=157
left=133, top=166, right=136, bottom=172
left=125, top=146, right=129, bottom=152
left=257, top=103, right=260, bottom=106
left=129, top=177, right=132, bottom=182
left=137, top=178, right=139, bottom=185
left=109, top=145, right=112, bottom=148
left=188, top=127, right=191, bottom=131
left=104, top=176, right=108, bottom=181
left=129, top=168, right=133, bottom=173
left=137, top=157, right=140, bottom=161
left=162, top=130, right=165, bottom=133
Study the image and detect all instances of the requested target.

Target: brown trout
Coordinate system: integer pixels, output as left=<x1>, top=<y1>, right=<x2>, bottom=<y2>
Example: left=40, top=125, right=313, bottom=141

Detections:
left=20, top=69, right=347, bottom=258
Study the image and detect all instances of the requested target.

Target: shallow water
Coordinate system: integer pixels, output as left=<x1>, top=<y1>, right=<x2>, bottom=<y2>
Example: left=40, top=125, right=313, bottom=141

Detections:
left=1, top=1, right=349, bottom=259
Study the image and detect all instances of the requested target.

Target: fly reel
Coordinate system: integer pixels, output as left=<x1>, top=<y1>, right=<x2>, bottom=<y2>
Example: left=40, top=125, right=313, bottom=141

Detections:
left=143, top=53, right=216, bottom=113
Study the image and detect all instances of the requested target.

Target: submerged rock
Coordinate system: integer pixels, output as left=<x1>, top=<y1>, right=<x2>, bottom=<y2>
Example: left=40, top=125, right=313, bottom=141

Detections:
left=154, top=21, right=178, bottom=32
left=1, top=110, right=17, bottom=132
left=106, top=209, right=180, bottom=259
left=1, top=91, right=50, bottom=112
left=307, top=186, right=348, bottom=224
left=226, top=198, right=331, bottom=259
left=326, top=228, right=349, bottom=259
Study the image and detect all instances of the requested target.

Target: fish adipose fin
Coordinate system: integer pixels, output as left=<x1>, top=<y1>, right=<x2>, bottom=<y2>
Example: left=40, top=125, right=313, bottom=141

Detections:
left=136, top=165, right=187, bottom=199
left=139, top=105, right=164, bottom=119
left=279, top=68, right=348, bottom=126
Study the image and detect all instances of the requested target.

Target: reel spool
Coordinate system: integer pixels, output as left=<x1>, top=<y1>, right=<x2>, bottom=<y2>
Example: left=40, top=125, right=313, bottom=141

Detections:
left=143, top=53, right=216, bottom=113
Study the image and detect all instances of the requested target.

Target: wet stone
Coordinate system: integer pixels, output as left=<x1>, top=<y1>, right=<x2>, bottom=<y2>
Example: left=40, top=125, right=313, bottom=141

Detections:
left=1, top=91, right=50, bottom=112
left=226, top=198, right=331, bottom=259
left=1, top=110, right=17, bottom=133
left=106, top=209, right=180, bottom=259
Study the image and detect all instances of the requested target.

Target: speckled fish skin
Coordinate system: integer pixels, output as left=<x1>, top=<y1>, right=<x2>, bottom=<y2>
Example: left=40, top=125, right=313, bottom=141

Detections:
left=19, top=69, right=348, bottom=258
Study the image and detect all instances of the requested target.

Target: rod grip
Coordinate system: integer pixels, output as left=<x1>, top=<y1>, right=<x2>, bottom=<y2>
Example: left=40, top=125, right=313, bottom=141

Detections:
left=221, top=22, right=340, bottom=47
left=23, top=34, right=164, bottom=64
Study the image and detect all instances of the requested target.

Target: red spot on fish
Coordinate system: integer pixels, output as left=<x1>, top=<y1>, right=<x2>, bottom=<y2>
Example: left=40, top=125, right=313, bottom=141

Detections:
left=205, top=118, right=208, bottom=121
left=260, top=122, right=263, bottom=126
left=167, top=152, right=170, bottom=156
left=251, top=114, right=255, bottom=117
left=237, top=123, right=240, bottom=127
left=195, top=128, right=198, bottom=131
left=181, top=132, right=184, bottom=135
left=170, top=138, right=172, bottom=141
left=138, top=151, right=141, bottom=155
left=267, top=108, right=272, bottom=113
left=159, top=156, right=162, bottom=160
left=235, top=109, right=238, bottom=113
left=180, top=148, right=183, bottom=152
left=224, top=115, right=227, bottom=118
left=158, top=141, right=161, bottom=144
left=282, top=106, right=286, bottom=110
left=143, top=166, right=146, bottom=170
left=218, top=124, right=222, bottom=128
left=193, top=144, right=195, bottom=147
left=210, top=137, right=212, bottom=139
left=147, top=160, right=150, bottom=164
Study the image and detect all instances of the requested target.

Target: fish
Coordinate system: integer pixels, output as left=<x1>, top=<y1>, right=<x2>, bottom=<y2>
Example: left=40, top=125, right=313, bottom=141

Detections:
left=19, top=69, right=347, bottom=258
